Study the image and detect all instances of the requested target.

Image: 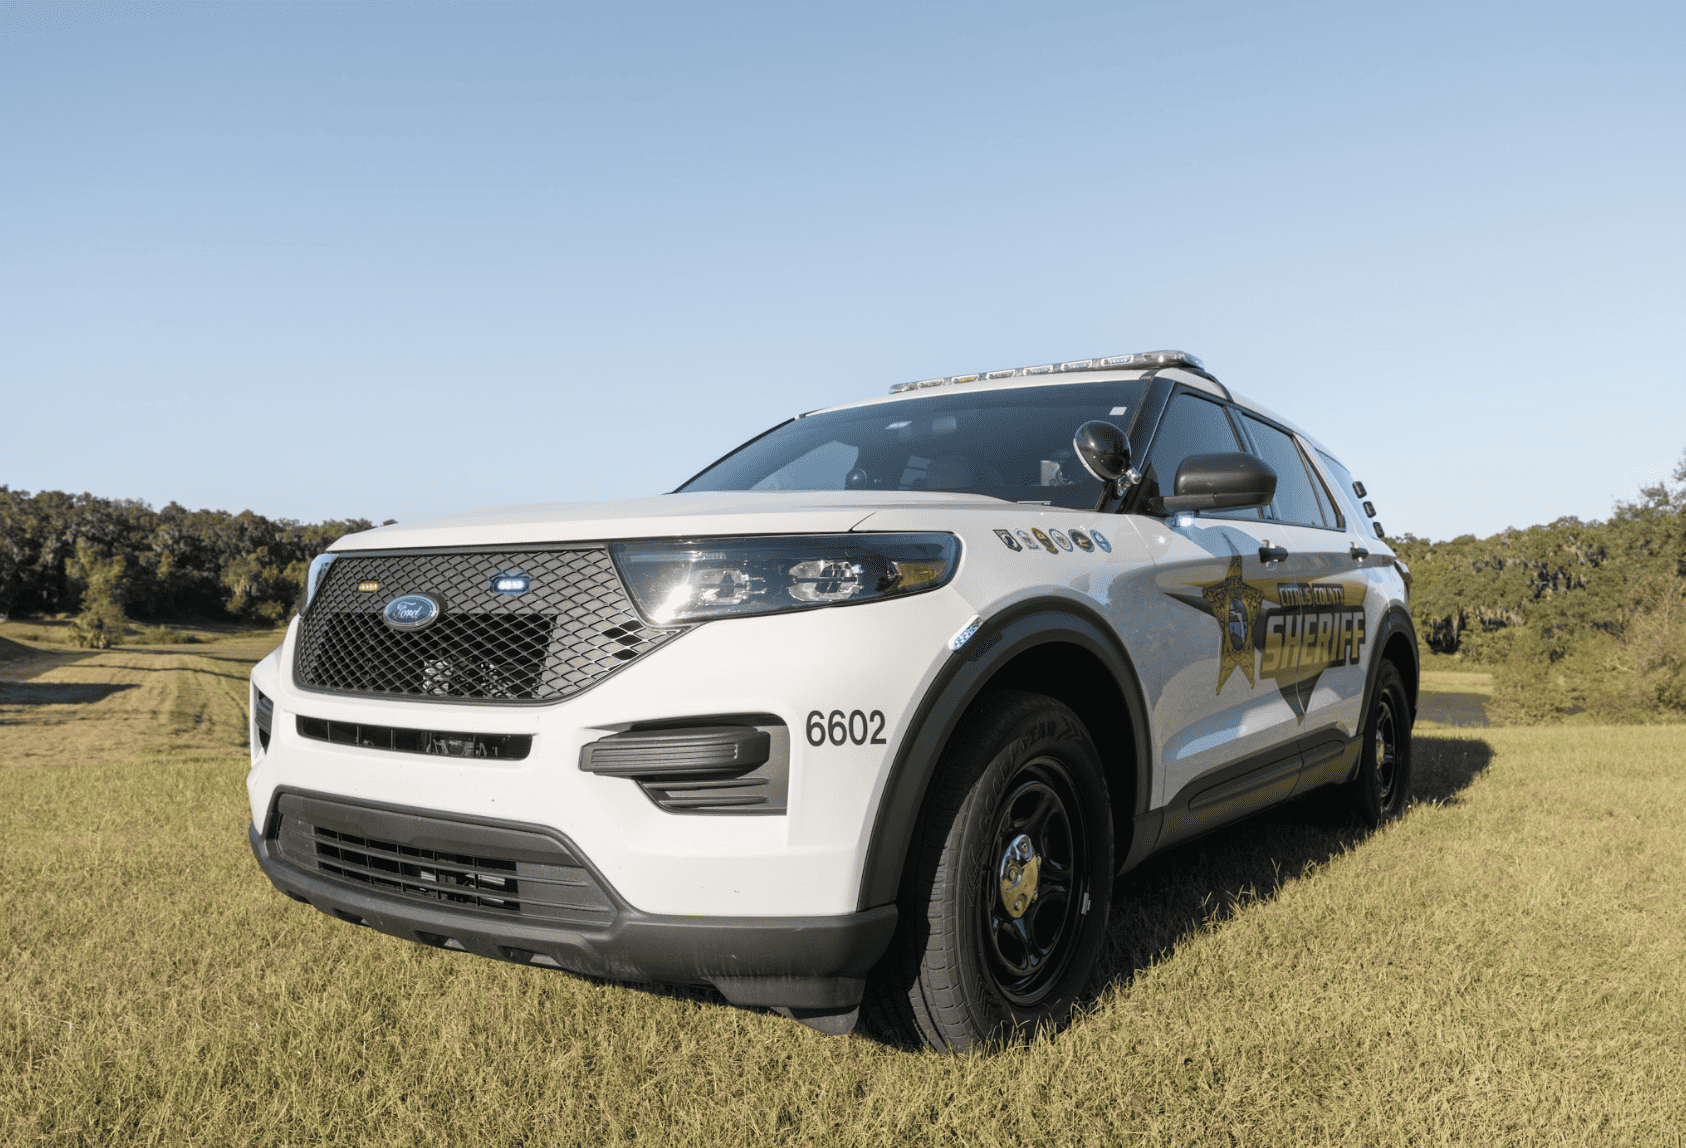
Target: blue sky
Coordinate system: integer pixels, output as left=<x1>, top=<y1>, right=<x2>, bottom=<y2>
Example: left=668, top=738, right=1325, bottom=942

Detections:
left=4, top=1, right=1682, bottom=541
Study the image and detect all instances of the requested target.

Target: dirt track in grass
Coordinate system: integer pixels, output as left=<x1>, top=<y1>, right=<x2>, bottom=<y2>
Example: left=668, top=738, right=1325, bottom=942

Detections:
left=0, top=635, right=279, bottom=769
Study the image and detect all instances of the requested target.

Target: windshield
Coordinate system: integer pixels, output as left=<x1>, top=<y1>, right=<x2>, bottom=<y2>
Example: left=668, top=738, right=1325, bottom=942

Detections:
left=680, top=380, right=1148, bottom=510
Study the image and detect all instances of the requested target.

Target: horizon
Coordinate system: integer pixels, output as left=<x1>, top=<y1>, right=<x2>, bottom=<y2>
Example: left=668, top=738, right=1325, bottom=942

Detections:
left=6, top=462, right=1677, bottom=547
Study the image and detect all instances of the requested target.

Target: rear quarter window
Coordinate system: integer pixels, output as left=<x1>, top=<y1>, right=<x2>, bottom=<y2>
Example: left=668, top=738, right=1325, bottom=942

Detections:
left=1313, top=448, right=1368, bottom=530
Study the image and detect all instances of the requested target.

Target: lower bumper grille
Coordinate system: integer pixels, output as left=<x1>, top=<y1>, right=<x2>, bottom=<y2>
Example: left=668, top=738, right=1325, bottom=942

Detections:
left=312, top=825, right=524, bottom=912
left=273, top=793, right=614, bottom=928
left=296, top=715, right=532, bottom=760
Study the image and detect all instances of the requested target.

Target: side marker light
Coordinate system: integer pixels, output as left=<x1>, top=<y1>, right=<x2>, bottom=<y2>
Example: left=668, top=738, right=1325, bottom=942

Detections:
left=949, top=616, right=983, bottom=651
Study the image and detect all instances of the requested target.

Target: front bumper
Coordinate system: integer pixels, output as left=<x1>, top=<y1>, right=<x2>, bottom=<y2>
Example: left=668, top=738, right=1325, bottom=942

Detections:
left=250, top=792, right=896, bottom=1010
left=250, top=589, right=974, bottom=917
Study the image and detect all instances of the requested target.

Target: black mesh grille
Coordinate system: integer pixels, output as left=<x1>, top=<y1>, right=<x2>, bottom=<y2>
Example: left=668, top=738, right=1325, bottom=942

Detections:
left=274, top=794, right=616, bottom=927
left=294, top=548, right=681, bottom=704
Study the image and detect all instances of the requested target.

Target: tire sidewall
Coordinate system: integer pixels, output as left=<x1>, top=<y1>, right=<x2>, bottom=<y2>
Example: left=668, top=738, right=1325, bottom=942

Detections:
left=945, top=699, right=1113, bottom=1043
left=1357, top=661, right=1412, bottom=823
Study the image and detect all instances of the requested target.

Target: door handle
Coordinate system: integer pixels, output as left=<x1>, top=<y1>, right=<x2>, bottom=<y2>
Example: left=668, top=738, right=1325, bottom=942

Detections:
left=1258, top=543, right=1289, bottom=563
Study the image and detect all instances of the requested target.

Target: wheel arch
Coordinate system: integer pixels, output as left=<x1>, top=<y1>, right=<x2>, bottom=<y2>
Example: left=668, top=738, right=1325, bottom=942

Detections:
left=1371, top=604, right=1419, bottom=720
left=856, top=599, right=1152, bottom=911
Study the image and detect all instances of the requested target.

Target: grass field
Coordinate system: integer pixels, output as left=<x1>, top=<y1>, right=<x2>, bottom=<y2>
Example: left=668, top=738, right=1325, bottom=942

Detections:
left=1416, top=667, right=1493, bottom=728
left=3, top=630, right=1684, bottom=1145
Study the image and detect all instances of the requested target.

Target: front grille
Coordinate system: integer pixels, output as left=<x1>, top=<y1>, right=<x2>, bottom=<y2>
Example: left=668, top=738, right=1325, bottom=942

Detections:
left=274, top=793, right=615, bottom=927
left=294, top=547, right=682, bottom=704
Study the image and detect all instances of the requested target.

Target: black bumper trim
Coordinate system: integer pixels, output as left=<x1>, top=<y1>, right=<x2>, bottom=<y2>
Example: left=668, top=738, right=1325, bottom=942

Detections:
left=250, top=820, right=896, bottom=1011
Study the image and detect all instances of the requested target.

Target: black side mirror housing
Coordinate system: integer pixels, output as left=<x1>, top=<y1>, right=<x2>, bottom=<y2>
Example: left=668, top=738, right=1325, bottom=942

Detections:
left=1072, top=420, right=1131, bottom=483
left=1159, top=452, right=1277, bottom=513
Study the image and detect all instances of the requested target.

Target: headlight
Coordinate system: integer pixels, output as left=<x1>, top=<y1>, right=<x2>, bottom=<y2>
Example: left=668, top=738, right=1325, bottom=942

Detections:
left=300, top=553, right=337, bottom=611
left=610, top=533, right=960, bottom=625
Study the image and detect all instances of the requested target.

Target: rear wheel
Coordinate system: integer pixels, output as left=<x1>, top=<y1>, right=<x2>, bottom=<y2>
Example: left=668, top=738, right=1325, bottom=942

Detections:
left=1338, top=659, right=1413, bottom=825
left=867, top=691, right=1113, bottom=1051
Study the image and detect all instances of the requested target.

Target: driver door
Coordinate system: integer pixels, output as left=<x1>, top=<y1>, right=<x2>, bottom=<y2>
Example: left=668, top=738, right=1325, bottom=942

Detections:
left=1123, top=391, right=1328, bottom=814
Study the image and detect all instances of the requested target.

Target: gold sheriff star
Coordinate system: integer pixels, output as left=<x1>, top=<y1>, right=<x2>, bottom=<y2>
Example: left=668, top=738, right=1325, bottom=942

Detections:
left=1200, top=555, right=1264, bottom=694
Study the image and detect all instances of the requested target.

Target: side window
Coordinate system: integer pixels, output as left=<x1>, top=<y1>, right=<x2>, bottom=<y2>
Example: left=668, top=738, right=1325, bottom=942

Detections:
left=1238, top=414, right=1333, bottom=528
left=1143, top=393, right=1252, bottom=516
left=1314, top=448, right=1364, bottom=529
left=1303, top=449, right=1344, bottom=529
left=1149, top=394, right=1242, bottom=475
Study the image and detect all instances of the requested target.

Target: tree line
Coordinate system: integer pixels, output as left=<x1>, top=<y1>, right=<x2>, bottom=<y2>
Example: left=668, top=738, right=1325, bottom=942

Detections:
left=0, top=487, right=385, bottom=646
left=1394, top=451, right=1686, bottom=723
left=6, top=457, right=1685, bottom=721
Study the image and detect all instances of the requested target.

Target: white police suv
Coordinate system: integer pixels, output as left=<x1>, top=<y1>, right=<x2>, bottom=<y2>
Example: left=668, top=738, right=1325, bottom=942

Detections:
left=247, top=350, right=1415, bottom=1051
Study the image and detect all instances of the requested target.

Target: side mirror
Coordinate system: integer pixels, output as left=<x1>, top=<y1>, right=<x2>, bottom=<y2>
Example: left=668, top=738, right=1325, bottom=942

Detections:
left=1072, top=421, right=1131, bottom=483
left=1160, top=452, right=1277, bottom=513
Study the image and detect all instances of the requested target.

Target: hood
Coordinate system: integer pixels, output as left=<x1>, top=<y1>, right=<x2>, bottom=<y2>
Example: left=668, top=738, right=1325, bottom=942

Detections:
left=330, top=490, right=1006, bottom=551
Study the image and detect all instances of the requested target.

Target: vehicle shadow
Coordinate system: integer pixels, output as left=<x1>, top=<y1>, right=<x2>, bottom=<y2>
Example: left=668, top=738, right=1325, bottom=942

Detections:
left=1088, top=732, right=1494, bottom=1009
left=850, top=732, right=1494, bottom=1051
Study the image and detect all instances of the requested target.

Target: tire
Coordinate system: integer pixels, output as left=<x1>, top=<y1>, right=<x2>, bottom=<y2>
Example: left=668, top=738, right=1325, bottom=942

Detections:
left=867, top=691, right=1113, bottom=1052
left=1339, top=659, right=1413, bottom=825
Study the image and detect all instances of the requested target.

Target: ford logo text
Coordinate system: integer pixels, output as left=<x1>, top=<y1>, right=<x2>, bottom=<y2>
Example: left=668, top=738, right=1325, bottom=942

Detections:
left=383, top=593, right=442, bottom=631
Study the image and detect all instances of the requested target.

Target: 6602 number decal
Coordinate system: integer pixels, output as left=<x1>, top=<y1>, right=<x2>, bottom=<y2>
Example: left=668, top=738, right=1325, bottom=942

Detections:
left=806, top=709, right=887, bottom=747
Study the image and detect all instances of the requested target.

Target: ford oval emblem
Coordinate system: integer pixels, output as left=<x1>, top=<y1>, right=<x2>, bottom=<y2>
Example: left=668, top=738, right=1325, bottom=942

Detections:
left=383, top=593, right=442, bottom=631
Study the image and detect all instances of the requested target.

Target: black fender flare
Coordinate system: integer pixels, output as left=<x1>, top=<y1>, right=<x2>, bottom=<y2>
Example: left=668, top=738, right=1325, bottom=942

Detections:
left=1366, top=603, right=1418, bottom=710
left=855, top=598, right=1153, bottom=911
left=1352, top=604, right=1419, bottom=779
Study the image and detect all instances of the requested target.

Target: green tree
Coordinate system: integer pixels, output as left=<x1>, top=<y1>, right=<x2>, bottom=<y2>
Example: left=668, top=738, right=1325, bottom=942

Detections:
left=0, top=488, right=381, bottom=624
left=221, top=547, right=295, bottom=622
left=65, top=539, right=130, bottom=649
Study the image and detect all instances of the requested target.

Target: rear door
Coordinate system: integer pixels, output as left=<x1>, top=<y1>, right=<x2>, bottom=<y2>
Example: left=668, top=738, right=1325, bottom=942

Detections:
left=1231, top=412, right=1370, bottom=778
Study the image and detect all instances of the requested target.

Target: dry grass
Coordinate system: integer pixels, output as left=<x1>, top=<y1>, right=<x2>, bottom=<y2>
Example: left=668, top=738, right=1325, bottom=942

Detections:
left=1418, top=668, right=1493, bottom=695
left=3, top=639, right=1684, bottom=1145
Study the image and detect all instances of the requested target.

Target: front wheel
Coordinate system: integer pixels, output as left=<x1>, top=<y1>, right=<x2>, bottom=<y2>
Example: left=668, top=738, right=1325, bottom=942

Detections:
left=868, top=691, right=1113, bottom=1052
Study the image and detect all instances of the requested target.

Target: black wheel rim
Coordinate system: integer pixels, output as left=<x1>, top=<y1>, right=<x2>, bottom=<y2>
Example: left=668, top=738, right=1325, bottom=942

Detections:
left=979, top=756, right=1088, bottom=1007
left=1374, top=692, right=1399, bottom=806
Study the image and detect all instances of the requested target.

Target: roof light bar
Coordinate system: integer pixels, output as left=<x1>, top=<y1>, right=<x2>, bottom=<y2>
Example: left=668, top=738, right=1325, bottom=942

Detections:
left=889, top=349, right=1203, bottom=394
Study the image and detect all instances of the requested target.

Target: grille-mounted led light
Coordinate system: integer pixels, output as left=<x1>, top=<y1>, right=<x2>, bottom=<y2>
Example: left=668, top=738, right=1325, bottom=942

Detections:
left=491, top=573, right=532, bottom=595
left=889, top=349, right=1204, bottom=394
